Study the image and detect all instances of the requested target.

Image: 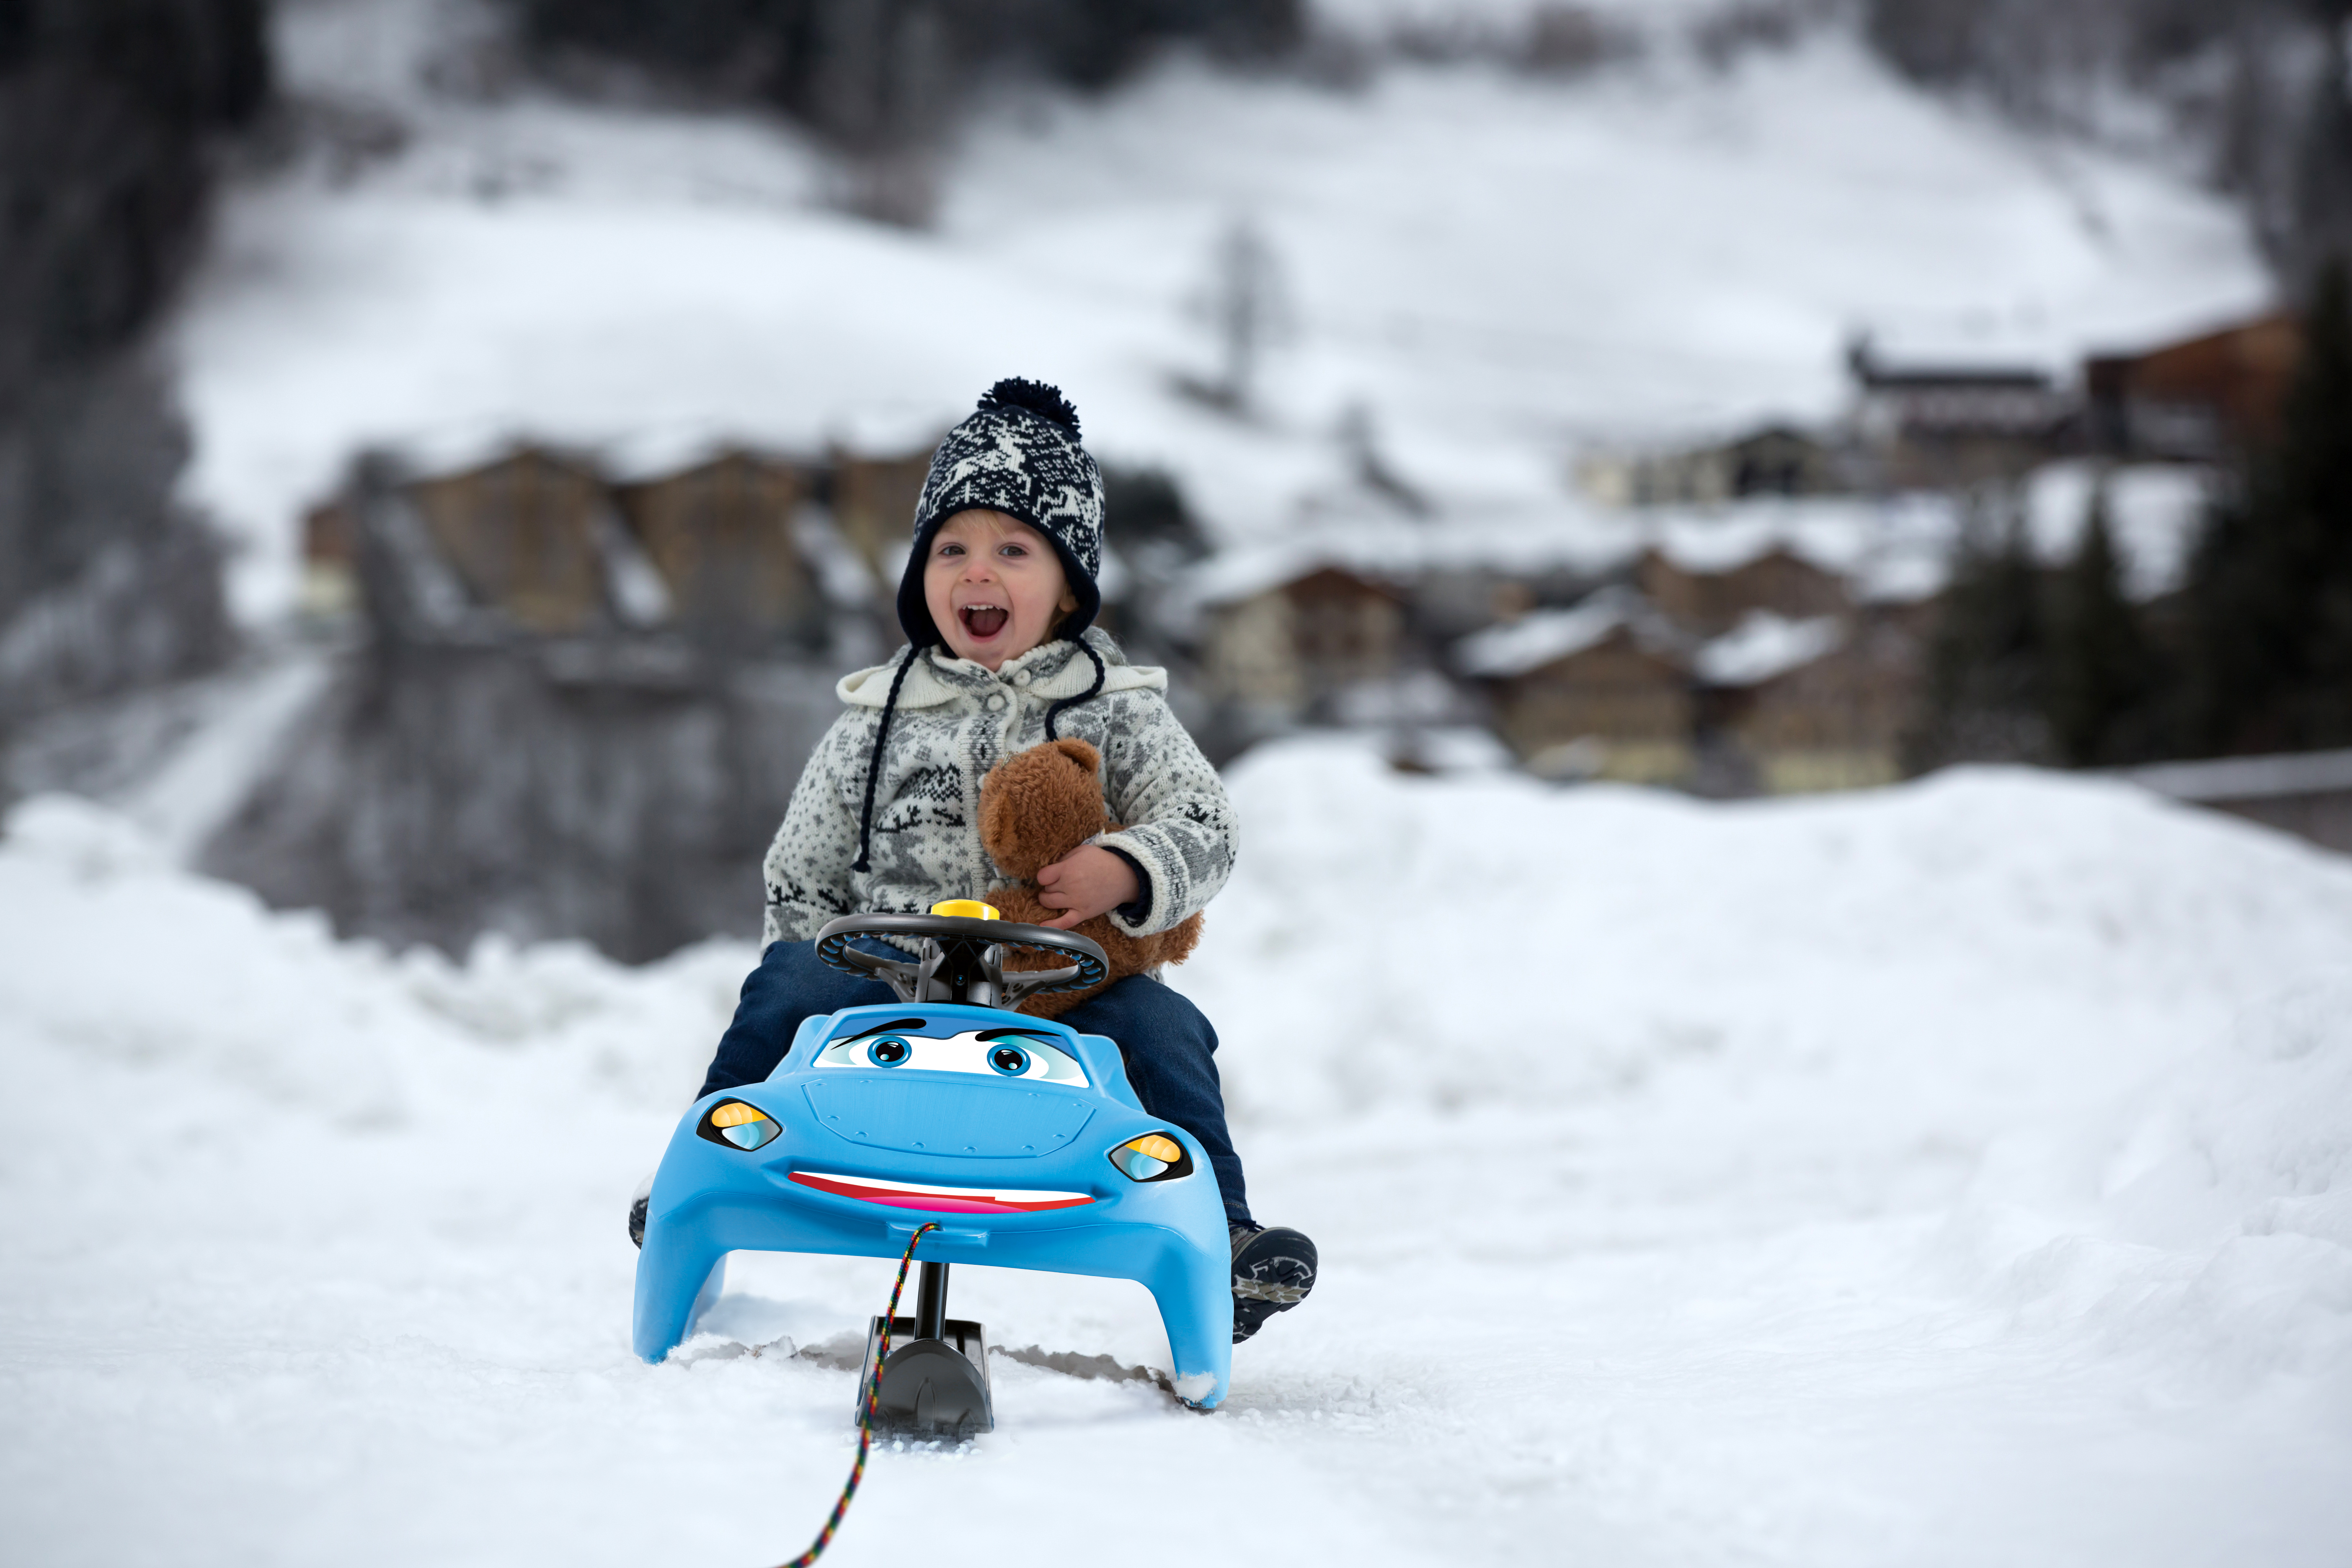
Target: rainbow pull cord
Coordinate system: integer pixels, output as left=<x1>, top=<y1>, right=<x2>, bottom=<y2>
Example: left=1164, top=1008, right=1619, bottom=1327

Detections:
left=775, top=1222, right=941, bottom=1568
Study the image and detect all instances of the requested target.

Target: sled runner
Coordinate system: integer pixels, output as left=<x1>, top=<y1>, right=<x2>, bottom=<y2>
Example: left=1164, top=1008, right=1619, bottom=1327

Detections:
left=632, top=901, right=1234, bottom=1432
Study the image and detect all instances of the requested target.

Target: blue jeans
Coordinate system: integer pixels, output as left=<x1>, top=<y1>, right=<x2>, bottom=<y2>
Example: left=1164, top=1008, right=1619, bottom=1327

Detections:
left=699, top=940, right=1252, bottom=1226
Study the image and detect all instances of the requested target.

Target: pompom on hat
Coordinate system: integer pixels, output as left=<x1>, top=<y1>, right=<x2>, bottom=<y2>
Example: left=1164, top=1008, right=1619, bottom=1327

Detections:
left=894, top=377, right=1107, bottom=649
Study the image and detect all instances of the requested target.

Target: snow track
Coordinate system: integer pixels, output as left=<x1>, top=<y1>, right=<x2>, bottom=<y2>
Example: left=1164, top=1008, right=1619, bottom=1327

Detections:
left=4, top=752, right=2349, bottom=1565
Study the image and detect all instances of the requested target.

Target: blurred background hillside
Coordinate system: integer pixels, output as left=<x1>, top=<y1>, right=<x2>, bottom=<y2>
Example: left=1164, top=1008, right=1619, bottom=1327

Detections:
left=3, top=0, right=2348, bottom=961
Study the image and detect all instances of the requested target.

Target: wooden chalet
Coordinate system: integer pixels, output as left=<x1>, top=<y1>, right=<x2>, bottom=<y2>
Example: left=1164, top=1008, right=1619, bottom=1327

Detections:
left=300, top=499, right=358, bottom=618
left=616, top=451, right=824, bottom=643
left=1637, top=544, right=1849, bottom=638
left=831, top=446, right=935, bottom=576
left=2084, top=311, right=2300, bottom=461
left=1456, top=593, right=1693, bottom=784
left=1206, top=564, right=1408, bottom=720
left=404, top=447, right=614, bottom=634
left=1700, top=613, right=1920, bottom=793
left=1848, top=339, right=2071, bottom=487
left=1581, top=425, right=1845, bottom=508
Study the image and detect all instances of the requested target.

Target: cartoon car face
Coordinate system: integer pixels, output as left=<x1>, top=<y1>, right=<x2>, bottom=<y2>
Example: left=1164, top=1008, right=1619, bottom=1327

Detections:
left=632, top=1002, right=1233, bottom=1408
left=810, top=1019, right=1090, bottom=1086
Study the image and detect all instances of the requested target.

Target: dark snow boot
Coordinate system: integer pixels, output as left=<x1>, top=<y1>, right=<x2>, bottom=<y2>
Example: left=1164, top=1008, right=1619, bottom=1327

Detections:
left=627, top=1171, right=653, bottom=1249
left=1229, top=1223, right=1316, bottom=1344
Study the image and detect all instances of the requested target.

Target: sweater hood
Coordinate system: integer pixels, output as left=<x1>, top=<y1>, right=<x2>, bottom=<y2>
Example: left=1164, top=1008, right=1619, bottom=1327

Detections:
left=837, top=628, right=1164, bottom=709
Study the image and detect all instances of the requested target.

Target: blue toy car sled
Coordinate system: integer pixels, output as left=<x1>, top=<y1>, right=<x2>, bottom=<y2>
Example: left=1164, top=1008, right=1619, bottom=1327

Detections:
left=633, top=903, right=1233, bottom=1431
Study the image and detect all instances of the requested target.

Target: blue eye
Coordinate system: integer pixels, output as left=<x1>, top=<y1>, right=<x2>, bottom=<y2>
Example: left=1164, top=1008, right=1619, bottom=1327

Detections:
left=988, top=1044, right=1029, bottom=1076
left=867, top=1037, right=910, bottom=1066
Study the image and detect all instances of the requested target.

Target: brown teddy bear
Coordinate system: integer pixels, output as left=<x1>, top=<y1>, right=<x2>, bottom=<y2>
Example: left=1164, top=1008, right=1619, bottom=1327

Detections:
left=977, top=737, right=1202, bottom=1018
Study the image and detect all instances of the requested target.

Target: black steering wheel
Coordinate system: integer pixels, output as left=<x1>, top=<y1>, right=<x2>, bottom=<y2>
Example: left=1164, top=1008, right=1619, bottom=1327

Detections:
left=813, top=911, right=1109, bottom=1010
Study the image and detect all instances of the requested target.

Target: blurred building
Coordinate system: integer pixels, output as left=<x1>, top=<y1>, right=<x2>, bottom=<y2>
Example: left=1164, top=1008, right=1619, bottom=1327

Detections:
left=212, top=438, right=877, bottom=961
left=1456, top=589, right=1694, bottom=784
left=1848, top=338, right=2073, bottom=488
left=1450, top=539, right=1931, bottom=793
left=1636, top=543, right=1850, bottom=638
left=831, top=445, right=935, bottom=579
left=1578, top=425, right=1848, bottom=508
left=615, top=450, right=827, bottom=648
left=1201, top=563, right=1412, bottom=730
left=1694, top=609, right=1921, bottom=794
left=2084, top=311, right=2301, bottom=462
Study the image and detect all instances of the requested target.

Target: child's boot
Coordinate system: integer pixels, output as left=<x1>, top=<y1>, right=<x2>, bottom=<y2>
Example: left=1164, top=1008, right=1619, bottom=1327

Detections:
left=627, top=1170, right=653, bottom=1249
left=1229, top=1222, right=1317, bottom=1343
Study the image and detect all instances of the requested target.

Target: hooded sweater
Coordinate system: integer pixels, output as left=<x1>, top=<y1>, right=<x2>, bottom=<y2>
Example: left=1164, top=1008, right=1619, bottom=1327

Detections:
left=760, top=628, right=1235, bottom=947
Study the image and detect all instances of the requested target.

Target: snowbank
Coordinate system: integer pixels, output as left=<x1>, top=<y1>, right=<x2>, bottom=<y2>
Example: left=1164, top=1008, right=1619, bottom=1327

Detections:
left=4, top=752, right=2350, bottom=1563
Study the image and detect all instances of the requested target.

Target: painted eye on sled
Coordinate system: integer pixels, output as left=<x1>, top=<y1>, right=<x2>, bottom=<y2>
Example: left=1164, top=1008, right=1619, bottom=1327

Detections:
left=867, top=1037, right=911, bottom=1067
left=1108, top=1133, right=1193, bottom=1182
left=697, top=1099, right=781, bottom=1152
left=988, top=1044, right=1030, bottom=1076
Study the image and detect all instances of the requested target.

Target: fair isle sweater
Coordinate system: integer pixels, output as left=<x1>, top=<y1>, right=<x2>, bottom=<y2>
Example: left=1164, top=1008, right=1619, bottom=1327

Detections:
left=760, top=629, right=1237, bottom=947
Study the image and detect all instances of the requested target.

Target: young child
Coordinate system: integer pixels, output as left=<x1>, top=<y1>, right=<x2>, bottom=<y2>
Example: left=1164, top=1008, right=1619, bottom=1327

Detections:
left=677, top=377, right=1315, bottom=1344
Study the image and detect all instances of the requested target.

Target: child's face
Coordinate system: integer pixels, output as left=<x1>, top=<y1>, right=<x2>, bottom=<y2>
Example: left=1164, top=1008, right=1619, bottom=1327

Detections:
left=922, top=509, right=1078, bottom=671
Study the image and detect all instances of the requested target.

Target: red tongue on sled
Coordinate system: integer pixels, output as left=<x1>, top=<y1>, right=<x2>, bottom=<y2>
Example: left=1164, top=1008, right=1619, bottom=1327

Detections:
left=963, top=606, right=1009, bottom=638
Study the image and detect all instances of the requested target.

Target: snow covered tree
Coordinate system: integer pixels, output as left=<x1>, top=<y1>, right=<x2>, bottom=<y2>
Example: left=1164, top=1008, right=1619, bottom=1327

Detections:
left=2181, top=257, right=2352, bottom=754
left=2044, top=480, right=2159, bottom=766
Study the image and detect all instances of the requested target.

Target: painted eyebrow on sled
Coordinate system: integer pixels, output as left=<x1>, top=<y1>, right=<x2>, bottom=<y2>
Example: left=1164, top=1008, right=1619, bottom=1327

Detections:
left=834, top=1018, right=928, bottom=1043
left=974, top=1027, right=1057, bottom=1042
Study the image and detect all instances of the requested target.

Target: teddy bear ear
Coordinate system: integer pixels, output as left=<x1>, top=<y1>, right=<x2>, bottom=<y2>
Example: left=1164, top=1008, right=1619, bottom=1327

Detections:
left=1053, top=738, right=1101, bottom=775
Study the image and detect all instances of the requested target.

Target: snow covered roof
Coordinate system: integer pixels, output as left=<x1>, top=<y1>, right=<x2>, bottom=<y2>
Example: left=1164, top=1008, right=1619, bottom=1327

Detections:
left=1454, top=586, right=1682, bottom=678
left=1693, top=610, right=1846, bottom=686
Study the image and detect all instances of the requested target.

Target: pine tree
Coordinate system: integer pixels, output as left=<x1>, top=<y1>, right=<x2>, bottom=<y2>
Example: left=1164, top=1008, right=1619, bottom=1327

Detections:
left=2045, top=479, right=2156, bottom=766
left=1905, top=494, right=2051, bottom=771
left=2184, top=257, right=2352, bottom=753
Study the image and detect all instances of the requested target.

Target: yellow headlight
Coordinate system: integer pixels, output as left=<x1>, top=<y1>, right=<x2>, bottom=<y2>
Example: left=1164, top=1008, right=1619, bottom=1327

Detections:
left=1109, top=1133, right=1192, bottom=1183
left=700, top=1099, right=781, bottom=1151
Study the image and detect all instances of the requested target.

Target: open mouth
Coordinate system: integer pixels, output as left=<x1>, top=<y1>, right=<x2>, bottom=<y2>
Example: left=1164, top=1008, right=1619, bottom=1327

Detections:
left=958, top=604, right=1009, bottom=640
left=790, top=1171, right=1093, bottom=1215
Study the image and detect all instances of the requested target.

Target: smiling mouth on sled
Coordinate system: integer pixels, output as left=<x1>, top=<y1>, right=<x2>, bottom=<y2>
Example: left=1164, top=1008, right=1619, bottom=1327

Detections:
left=789, top=1171, right=1093, bottom=1214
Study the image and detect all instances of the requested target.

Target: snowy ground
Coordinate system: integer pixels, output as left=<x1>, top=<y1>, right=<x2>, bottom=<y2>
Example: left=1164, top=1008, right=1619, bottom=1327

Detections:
left=180, top=0, right=2268, bottom=619
left=5, top=746, right=2350, bottom=1566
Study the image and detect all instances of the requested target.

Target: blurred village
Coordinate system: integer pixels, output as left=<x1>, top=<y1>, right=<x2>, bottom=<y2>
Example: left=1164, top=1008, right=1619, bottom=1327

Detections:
left=4, top=0, right=2350, bottom=962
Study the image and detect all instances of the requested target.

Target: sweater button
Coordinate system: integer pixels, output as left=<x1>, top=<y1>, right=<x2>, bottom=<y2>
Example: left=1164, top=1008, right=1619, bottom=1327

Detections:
left=986, top=694, right=1007, bottom=712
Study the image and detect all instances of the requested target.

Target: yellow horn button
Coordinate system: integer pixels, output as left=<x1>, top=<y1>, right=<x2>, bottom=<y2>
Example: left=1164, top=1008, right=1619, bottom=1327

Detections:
left=709, top=1102, right=769, bottom=1129
left=930, top=899, right=1001, bottom=921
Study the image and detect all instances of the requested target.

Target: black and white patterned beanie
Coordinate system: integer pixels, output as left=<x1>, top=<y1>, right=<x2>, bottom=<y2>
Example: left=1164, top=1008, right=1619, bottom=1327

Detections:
left=893, top=377, right=1107, bottom=649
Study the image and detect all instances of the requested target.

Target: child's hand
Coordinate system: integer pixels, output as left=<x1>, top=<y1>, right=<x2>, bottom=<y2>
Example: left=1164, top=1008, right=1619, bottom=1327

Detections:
left=1033, top=845, right=1140, bottom=930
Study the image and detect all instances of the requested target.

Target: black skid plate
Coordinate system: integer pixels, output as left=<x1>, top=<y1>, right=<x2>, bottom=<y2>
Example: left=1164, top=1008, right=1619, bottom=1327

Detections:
left=858, top=1315, right=993, bottom=1438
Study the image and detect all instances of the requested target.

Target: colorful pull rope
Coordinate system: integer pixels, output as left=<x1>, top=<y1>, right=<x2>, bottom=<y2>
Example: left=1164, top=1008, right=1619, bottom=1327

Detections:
left=773, top=1222, right=942, bottom=1568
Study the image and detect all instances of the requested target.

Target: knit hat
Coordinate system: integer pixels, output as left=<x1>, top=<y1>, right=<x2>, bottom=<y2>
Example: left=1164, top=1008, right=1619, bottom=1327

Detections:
left=894, top=378, right=1106, bottom=649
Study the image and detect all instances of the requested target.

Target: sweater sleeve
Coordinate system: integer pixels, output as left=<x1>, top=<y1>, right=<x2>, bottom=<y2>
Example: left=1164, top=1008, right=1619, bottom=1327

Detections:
left=1089, top=691, right=1237, bottom=937
left=760, top=711, right=867, bottom=946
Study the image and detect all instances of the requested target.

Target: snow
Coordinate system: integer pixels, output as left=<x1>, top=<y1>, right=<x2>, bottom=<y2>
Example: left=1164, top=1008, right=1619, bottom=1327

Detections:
left=175, top=0, right=2268, bottom=620
left=7, top=747, right=2352, bottom=1564
left=1456, top=588, right=1652, bottom=677
left=2024, top=459, right=2215, bottom=600
left=1692, top=609, right=1844, bottom=685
